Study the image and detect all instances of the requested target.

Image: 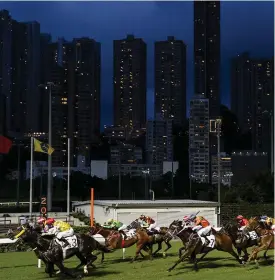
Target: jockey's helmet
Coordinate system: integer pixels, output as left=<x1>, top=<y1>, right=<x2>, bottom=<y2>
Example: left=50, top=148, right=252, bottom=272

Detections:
left=236, top=215, right=244, bottom=220
left=139, top=215, right=146, bottom=220
left=45, top=218, right=55, bottom=225
left=37, top=217, right=46, bottom=224
left=107, top=218, right=113, bottom=224
left=260, top=215, right=267, bottom=220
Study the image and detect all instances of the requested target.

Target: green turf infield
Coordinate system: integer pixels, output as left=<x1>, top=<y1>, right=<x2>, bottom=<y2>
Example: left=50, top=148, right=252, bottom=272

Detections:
left=0, top=242, right=273, bottom=280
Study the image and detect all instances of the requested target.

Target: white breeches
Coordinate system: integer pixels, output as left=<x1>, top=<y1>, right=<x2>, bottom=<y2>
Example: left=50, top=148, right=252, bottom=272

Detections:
left=118, top=224, right=127, bottom=231
left=56, top=228, right=74, bottom=239
left=192, top=225, right=202, bottom=232
left=197, top=226, right=211, bottom=236
left=148, top=222, right=157, bottom=230
left=271, top=225, right=275, bottom=231
left=239, top=226, right=246, bottom=231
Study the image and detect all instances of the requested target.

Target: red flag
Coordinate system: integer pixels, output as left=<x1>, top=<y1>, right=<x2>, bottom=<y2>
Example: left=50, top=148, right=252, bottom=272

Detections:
left=0, top=135, right=12, bottom=154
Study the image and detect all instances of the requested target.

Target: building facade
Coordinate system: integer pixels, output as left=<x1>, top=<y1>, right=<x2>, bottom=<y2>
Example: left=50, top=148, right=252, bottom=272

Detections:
left=189, top=97, right=209, bottom=183
left=231, top=150, right=268, bottom=185
left=146, top=116, right=173, bottom=165
left=110, top=144, right=143, bottom=164
left=154, top=36, right=186, bottom=125
left=113, top=35, right=146, bottom=129
left=194, top=1, right=220, bottom=118
left=211, top=153, right=232, bottom=186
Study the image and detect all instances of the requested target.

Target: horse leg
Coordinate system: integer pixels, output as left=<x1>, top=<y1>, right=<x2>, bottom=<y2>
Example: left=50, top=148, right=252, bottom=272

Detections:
left=74, top=252, right=88, bottom=270
left=167, top=248, right=192, bottom=272
left=131, top=242, right=144, bottom=262
left=196, top=251, right=210, bottom=264
left=147, top=244, right=153, bottom=260
left=55, top=261, right=80, bottom=279
left=153, top=242, right=162, bottom=256
left=178, top=246, right=185, bottom=258
left=248, top=244, right=268, bottom=266
left=241, top=248, right=249, bottom=262
left=227, top=249, right=245, bottom=265
left=163, top=240, right=172, bottom=257
left=101, top=251, right=105, bottom=263
left=83, top=254, right=97, bottom=275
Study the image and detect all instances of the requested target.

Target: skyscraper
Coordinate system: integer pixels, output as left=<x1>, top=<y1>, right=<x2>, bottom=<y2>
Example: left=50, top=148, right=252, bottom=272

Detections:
left=146, top=115, right=173, bottom=165
left=10, top=20, right=41, bottom=135
left=231, top=53, right=274, bottom=167
left=155, top=36, right=186, bottom=126
left=251, top=58, right=274, bottom=157
left=0, top=10, right=12, bottom=135
left=231, top=52, right=253, bottom=133
left=189, top=96, right=210, bottom=183
left=113, top=35, right=146, bottom=129
left=194, top=1, right=220, bottom=118
left=63, top=38, right=101, bottom=162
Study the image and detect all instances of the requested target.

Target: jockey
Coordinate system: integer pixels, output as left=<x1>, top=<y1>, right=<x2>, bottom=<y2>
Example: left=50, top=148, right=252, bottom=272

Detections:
left=191, top=215, right=211, bottom=245
left=104, top=219, right=124, bottom=230
left=37, top=217, right=47, bottom=231
left=139, top=215, right=157, bottom=233
left=236, top=215, right=249, bottom=230
left=42, top=218, right=74, bottom=247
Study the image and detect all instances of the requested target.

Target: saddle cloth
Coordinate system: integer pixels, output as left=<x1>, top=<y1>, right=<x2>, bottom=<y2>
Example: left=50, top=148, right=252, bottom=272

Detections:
left=55, top=235, right=78, bottom=249
left=247, top=231, right=258, bottom=240
left=200, top=234, right=215, bottom=248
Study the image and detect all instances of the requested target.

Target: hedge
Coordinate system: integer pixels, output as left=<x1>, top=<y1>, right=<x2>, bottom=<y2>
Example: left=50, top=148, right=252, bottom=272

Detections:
left=0, top=226, right=93, bottom=253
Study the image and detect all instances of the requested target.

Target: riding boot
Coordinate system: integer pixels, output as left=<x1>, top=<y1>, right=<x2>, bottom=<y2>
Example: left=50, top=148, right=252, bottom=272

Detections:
left=60, top=237, right=70, bottom=247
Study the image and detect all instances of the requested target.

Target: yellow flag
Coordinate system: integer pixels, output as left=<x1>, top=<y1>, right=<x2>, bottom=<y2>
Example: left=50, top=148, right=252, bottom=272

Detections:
left=33, top=138, right=54, bottom=155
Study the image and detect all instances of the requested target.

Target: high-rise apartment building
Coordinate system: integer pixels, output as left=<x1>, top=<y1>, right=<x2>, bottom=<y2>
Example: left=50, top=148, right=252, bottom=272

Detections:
left=62, top=38, right=101, bottom=163
left=194, top=1, right=220, bottom=118
left=155, top=36, right=186, bottom=126
left=10, top=20, right=41, bottom=136
left=0, top=10, right=12, bottom=135
left=251, top=58, right=274, bottom=155
left=189, top=96, right=210, bottom=183
left=146, top=115, right=173, bottom=165
left=231, top=52, right=254, bottom=133
left=113, top=35, right=146, bottom=129
left=231, top=53, right=274, bottom=166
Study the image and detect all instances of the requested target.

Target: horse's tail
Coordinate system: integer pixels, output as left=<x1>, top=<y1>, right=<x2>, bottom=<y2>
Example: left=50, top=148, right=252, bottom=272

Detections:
left=96, top=241, right=111, bottom=253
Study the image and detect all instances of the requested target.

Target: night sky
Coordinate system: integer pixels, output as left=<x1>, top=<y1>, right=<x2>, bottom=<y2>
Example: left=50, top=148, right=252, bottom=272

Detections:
left=1, top=1, right=274, bottom=128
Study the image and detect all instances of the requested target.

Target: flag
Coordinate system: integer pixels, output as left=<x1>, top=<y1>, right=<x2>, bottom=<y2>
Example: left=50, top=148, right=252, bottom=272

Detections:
left=33, top=138, right=54, bottom=155
left=0, top=135, right=12, bottom=154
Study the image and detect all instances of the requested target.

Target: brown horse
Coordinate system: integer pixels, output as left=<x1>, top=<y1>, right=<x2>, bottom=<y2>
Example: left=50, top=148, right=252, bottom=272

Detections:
left=125, top=220, right=173, bottom=257
left=90, top=225, right=153, bottom=262
left=167, top=223, right=244, bottom=272
left=246, top=217, right=274, bottom=266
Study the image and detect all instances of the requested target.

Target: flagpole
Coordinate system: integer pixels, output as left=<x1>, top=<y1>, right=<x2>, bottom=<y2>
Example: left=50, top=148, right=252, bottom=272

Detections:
left=29, top=137, right=33, bottom=216
left=67, top=138, right=70, bottom=217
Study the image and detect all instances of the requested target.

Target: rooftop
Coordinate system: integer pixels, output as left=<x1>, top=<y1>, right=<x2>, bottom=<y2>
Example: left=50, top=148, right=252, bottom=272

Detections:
left=72, top=199, right=219, bottom=208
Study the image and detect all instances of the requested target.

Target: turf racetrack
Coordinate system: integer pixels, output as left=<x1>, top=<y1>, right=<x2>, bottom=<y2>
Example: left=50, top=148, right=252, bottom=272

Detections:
left=0, top=242, right=273, bottom=280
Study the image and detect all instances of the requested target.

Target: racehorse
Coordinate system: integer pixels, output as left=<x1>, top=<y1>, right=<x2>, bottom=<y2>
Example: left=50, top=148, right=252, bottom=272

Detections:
left=246, top=217, right=274, bottom=266
left=126, top=219, right=173, bottom=257
left=10, top=224, right=110, bottom=279
left=221, top=222, right=260, bottom=261
left=90, top=223, right=154, bottom=262
left=7, top=226, right=56, bottom=275
left=167, top=221, right=245, bottom=272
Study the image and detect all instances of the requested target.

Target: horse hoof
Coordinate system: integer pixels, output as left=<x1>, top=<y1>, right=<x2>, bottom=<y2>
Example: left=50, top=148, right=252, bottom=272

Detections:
left=163, top=252, right=167, bottom=258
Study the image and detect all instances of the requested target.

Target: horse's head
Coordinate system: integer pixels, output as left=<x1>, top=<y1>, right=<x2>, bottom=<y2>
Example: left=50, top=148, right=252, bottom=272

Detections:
left=247, top=217, right=259, bottom=231
left=169, top=219, right=182, bottom=230
left=127, top=219, right=141, bottom=230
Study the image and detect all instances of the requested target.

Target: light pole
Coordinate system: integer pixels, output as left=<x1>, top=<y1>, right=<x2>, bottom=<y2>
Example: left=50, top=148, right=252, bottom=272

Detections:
left=210, top=117, right=222, bottom=226
left=39, top=82, right=54, bottom=211
left=118, top=144, right=122, bottom=200
left=142, top=169, right=150, bottom=199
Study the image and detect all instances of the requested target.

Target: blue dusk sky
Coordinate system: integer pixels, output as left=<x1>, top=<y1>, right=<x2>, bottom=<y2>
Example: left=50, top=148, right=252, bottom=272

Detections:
left=1, top=1, right=274, bottom=127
